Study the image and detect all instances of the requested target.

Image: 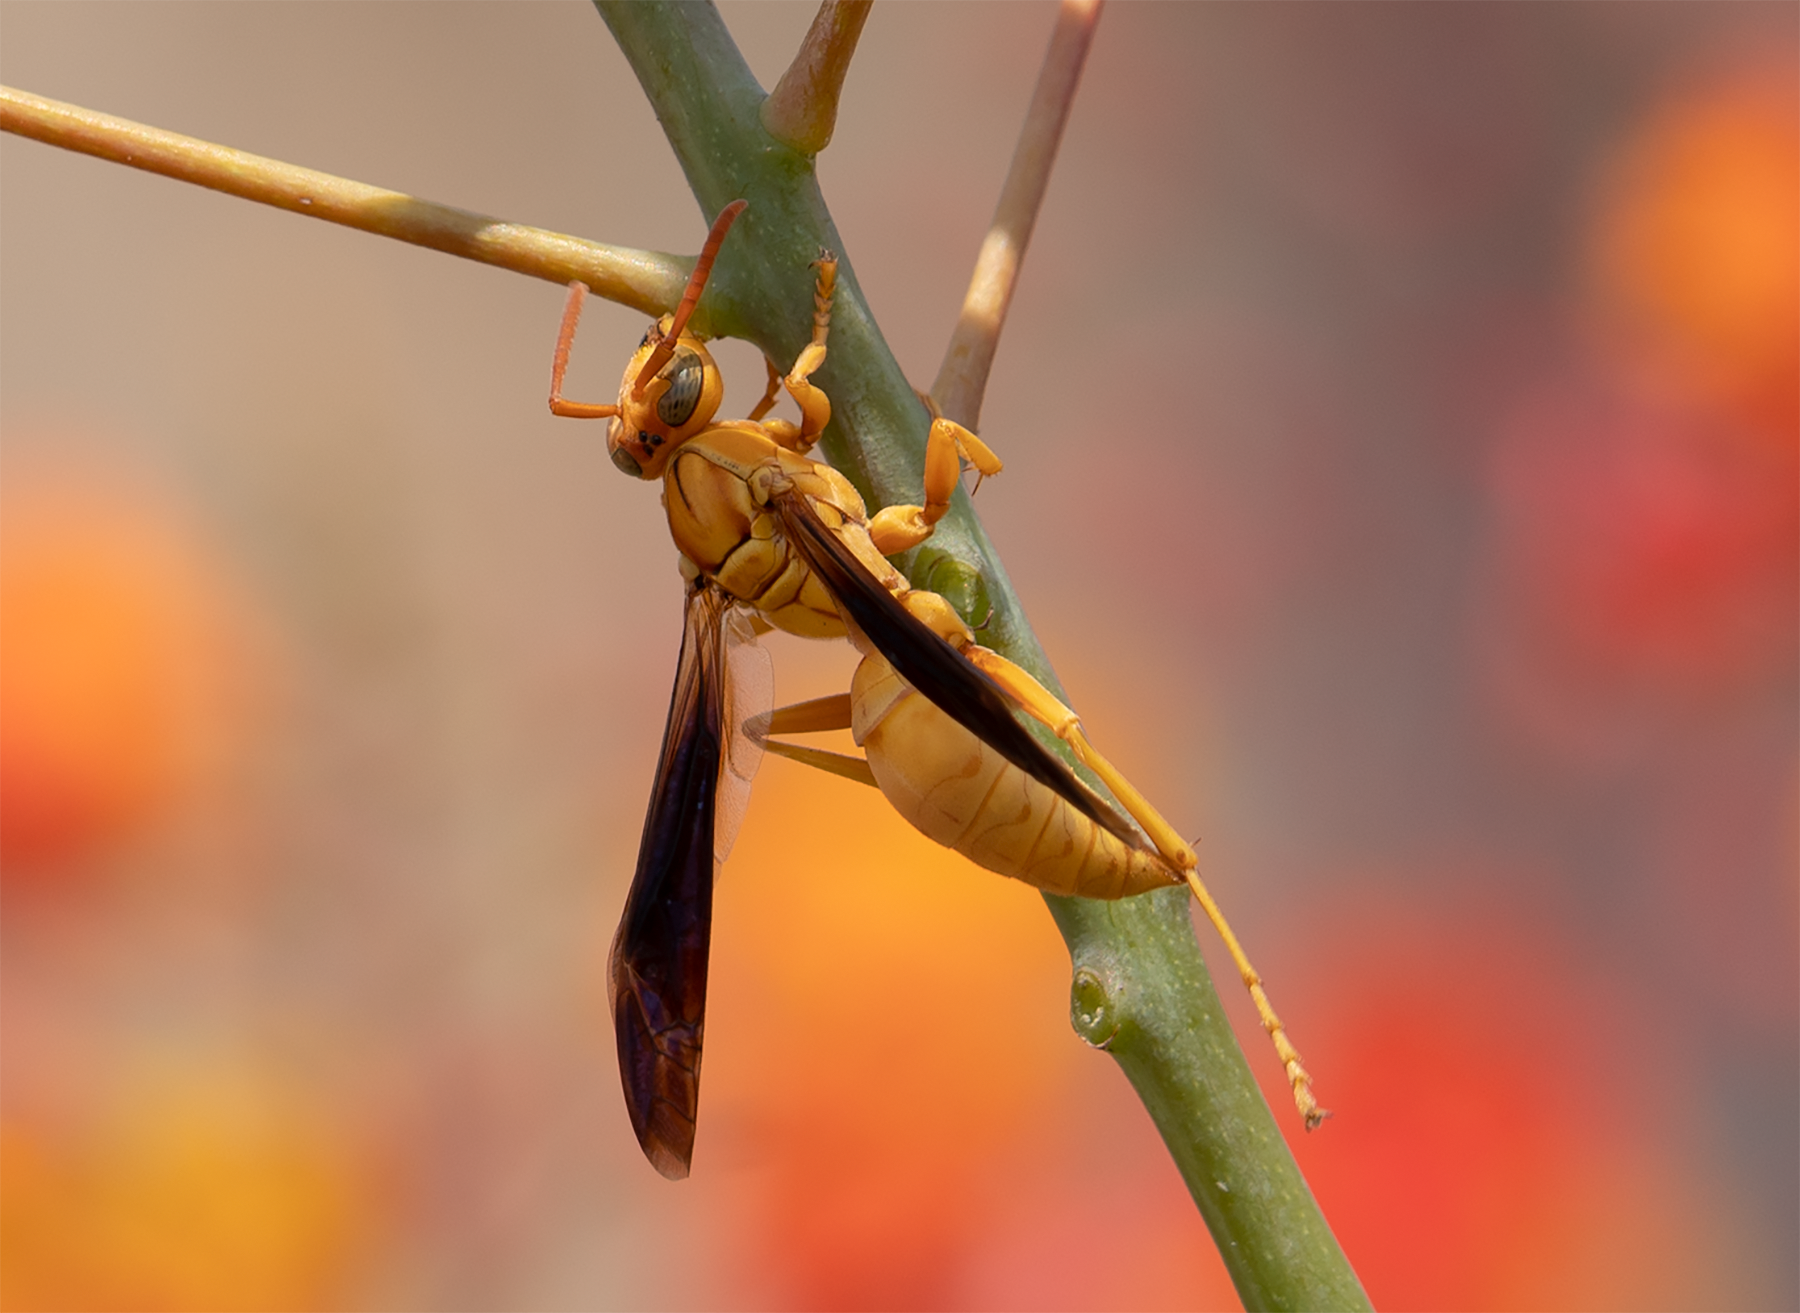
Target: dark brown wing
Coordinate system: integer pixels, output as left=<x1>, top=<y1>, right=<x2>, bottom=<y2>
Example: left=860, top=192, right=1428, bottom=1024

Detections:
left=773, top=488, right=1145, bottom=849
left=608, top=582, right=735, bottom=1179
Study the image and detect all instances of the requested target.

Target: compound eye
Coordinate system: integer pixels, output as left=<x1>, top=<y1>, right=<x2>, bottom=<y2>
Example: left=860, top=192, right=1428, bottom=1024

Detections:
left=656, top=349, right=707, bottom=429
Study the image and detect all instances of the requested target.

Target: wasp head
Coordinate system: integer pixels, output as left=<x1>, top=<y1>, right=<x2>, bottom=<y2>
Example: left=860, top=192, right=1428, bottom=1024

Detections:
left=605, top=318, right=724, bottom=480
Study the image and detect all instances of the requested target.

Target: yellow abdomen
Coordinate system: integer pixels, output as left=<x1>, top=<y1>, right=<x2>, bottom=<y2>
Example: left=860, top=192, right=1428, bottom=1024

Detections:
left=851, top=653, right=1178, bottom=900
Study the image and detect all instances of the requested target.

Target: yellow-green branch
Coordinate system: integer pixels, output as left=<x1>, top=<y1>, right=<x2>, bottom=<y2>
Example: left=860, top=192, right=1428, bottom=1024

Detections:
left=0, top=84, right=688, bottom=316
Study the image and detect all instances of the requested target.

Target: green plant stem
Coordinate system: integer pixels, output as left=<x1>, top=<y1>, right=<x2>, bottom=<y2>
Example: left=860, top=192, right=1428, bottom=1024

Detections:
left=597, top=4, right=1367, bottom=1309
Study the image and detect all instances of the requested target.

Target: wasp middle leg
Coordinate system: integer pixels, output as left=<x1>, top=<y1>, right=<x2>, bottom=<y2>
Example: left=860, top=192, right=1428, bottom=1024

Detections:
left=867, top=417, right=1005, bottom=556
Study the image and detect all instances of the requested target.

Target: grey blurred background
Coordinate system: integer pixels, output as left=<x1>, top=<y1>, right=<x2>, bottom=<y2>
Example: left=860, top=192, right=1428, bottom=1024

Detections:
left=3, top=4, right=1794, bottom=1309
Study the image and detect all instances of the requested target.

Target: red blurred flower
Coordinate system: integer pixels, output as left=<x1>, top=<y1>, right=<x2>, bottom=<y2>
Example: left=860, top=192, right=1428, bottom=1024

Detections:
left=1479, top=377, right=1795, bottom=713
left=1278, top=889, right=1773, bottom=1311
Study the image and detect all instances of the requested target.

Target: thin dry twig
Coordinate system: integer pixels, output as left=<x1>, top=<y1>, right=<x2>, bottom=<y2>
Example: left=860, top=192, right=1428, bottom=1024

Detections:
left=930, top=0, right=1101, bottom=429
left=760, top=0, right=874, bottom=155
left=0, top=85, right=689, bottom=315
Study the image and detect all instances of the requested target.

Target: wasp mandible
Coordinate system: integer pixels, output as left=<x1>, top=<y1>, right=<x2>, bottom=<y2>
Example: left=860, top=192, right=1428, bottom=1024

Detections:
left=549, top=201, right=1323, bottom=1179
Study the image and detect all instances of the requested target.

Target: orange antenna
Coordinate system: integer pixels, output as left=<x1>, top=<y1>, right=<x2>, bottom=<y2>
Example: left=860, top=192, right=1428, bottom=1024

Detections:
left=633, top=199, right=749, bottom=396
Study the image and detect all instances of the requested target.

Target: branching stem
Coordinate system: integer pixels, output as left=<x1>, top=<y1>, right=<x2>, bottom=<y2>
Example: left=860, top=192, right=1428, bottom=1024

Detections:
left=930, top=0, right=1101, bottom=429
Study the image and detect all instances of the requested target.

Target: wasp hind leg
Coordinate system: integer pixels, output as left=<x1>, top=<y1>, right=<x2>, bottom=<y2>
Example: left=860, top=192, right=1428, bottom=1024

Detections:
left=959, top=643, right=1326, bottom=1129
left=749, top=692, right=878, bottom=788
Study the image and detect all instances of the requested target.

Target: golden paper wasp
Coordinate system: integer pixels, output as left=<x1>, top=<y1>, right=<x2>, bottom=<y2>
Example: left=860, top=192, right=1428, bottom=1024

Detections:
left=548, top=201, right=1323, bottom=1179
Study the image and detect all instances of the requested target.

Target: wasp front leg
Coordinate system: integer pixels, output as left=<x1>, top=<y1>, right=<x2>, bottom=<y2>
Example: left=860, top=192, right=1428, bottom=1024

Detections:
left=762, top=253, right=838, bottom=454
left=867, top=417, right=1006, bottom=556
left=547, top=281, right=624, bottom=420
left=746, top=356, right=784, bottom=424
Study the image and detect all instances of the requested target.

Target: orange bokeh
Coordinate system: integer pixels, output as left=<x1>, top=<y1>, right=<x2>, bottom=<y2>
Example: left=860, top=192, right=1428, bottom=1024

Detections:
left=0, top=1061, right=384, bottom=1313
left=703, top=768, right=1095, bottom=1306
left=1587, top=62, right=1800, bottom=439
left=684, top=763, right=1239, bottom=1310
left=0, top=465, right=259, bottom=876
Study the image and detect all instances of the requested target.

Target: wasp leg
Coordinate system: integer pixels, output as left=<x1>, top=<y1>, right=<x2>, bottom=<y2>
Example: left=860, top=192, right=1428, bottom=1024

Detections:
left=752, top=692, right=875, bottom=787
left=960, top=643, right=1325, bottom=1129
left=763, top=692, right=853, bottom=734
left=741, top=693, right=848, bottom=744
left=747, top=356, right=784, bottom=423
left=765, top=254, right=838, bottom=453
left=547, top=281, right=622, bottom=420
left=868, top=418, right=1007, bottom=555
left=760, top=740, right=878, bottom=788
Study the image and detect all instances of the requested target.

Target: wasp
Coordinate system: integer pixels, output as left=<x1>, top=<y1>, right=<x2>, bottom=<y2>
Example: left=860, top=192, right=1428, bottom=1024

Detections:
left=548, top=201, right=1322, bottom=1179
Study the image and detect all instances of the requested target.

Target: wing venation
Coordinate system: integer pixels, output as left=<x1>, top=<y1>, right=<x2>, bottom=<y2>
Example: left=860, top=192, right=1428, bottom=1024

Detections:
left=608, top=583, right=745, bottom=1179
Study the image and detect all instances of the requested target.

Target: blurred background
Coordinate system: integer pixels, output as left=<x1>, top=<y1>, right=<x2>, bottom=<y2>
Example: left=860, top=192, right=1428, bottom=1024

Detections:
left=1, top=3, right=1794, bottom=1309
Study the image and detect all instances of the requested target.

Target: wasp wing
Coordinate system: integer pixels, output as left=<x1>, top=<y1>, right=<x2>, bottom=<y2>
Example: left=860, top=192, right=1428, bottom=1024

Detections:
left=715, top=604, right=772, bottom=868
left=609, top=582, right=761, bottom=1180
left=773, top=489, right=1145, bottom=850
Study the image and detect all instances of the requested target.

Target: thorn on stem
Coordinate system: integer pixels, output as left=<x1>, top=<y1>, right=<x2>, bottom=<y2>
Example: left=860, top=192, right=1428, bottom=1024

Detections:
left=761, top=0, right=873, bottom=154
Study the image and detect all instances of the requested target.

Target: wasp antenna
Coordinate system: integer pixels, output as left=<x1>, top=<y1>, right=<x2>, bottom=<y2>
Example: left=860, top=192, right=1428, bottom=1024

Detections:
left=635, top=200, right=749, bottom=395
left=670, top=200, right=749, bottom=342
